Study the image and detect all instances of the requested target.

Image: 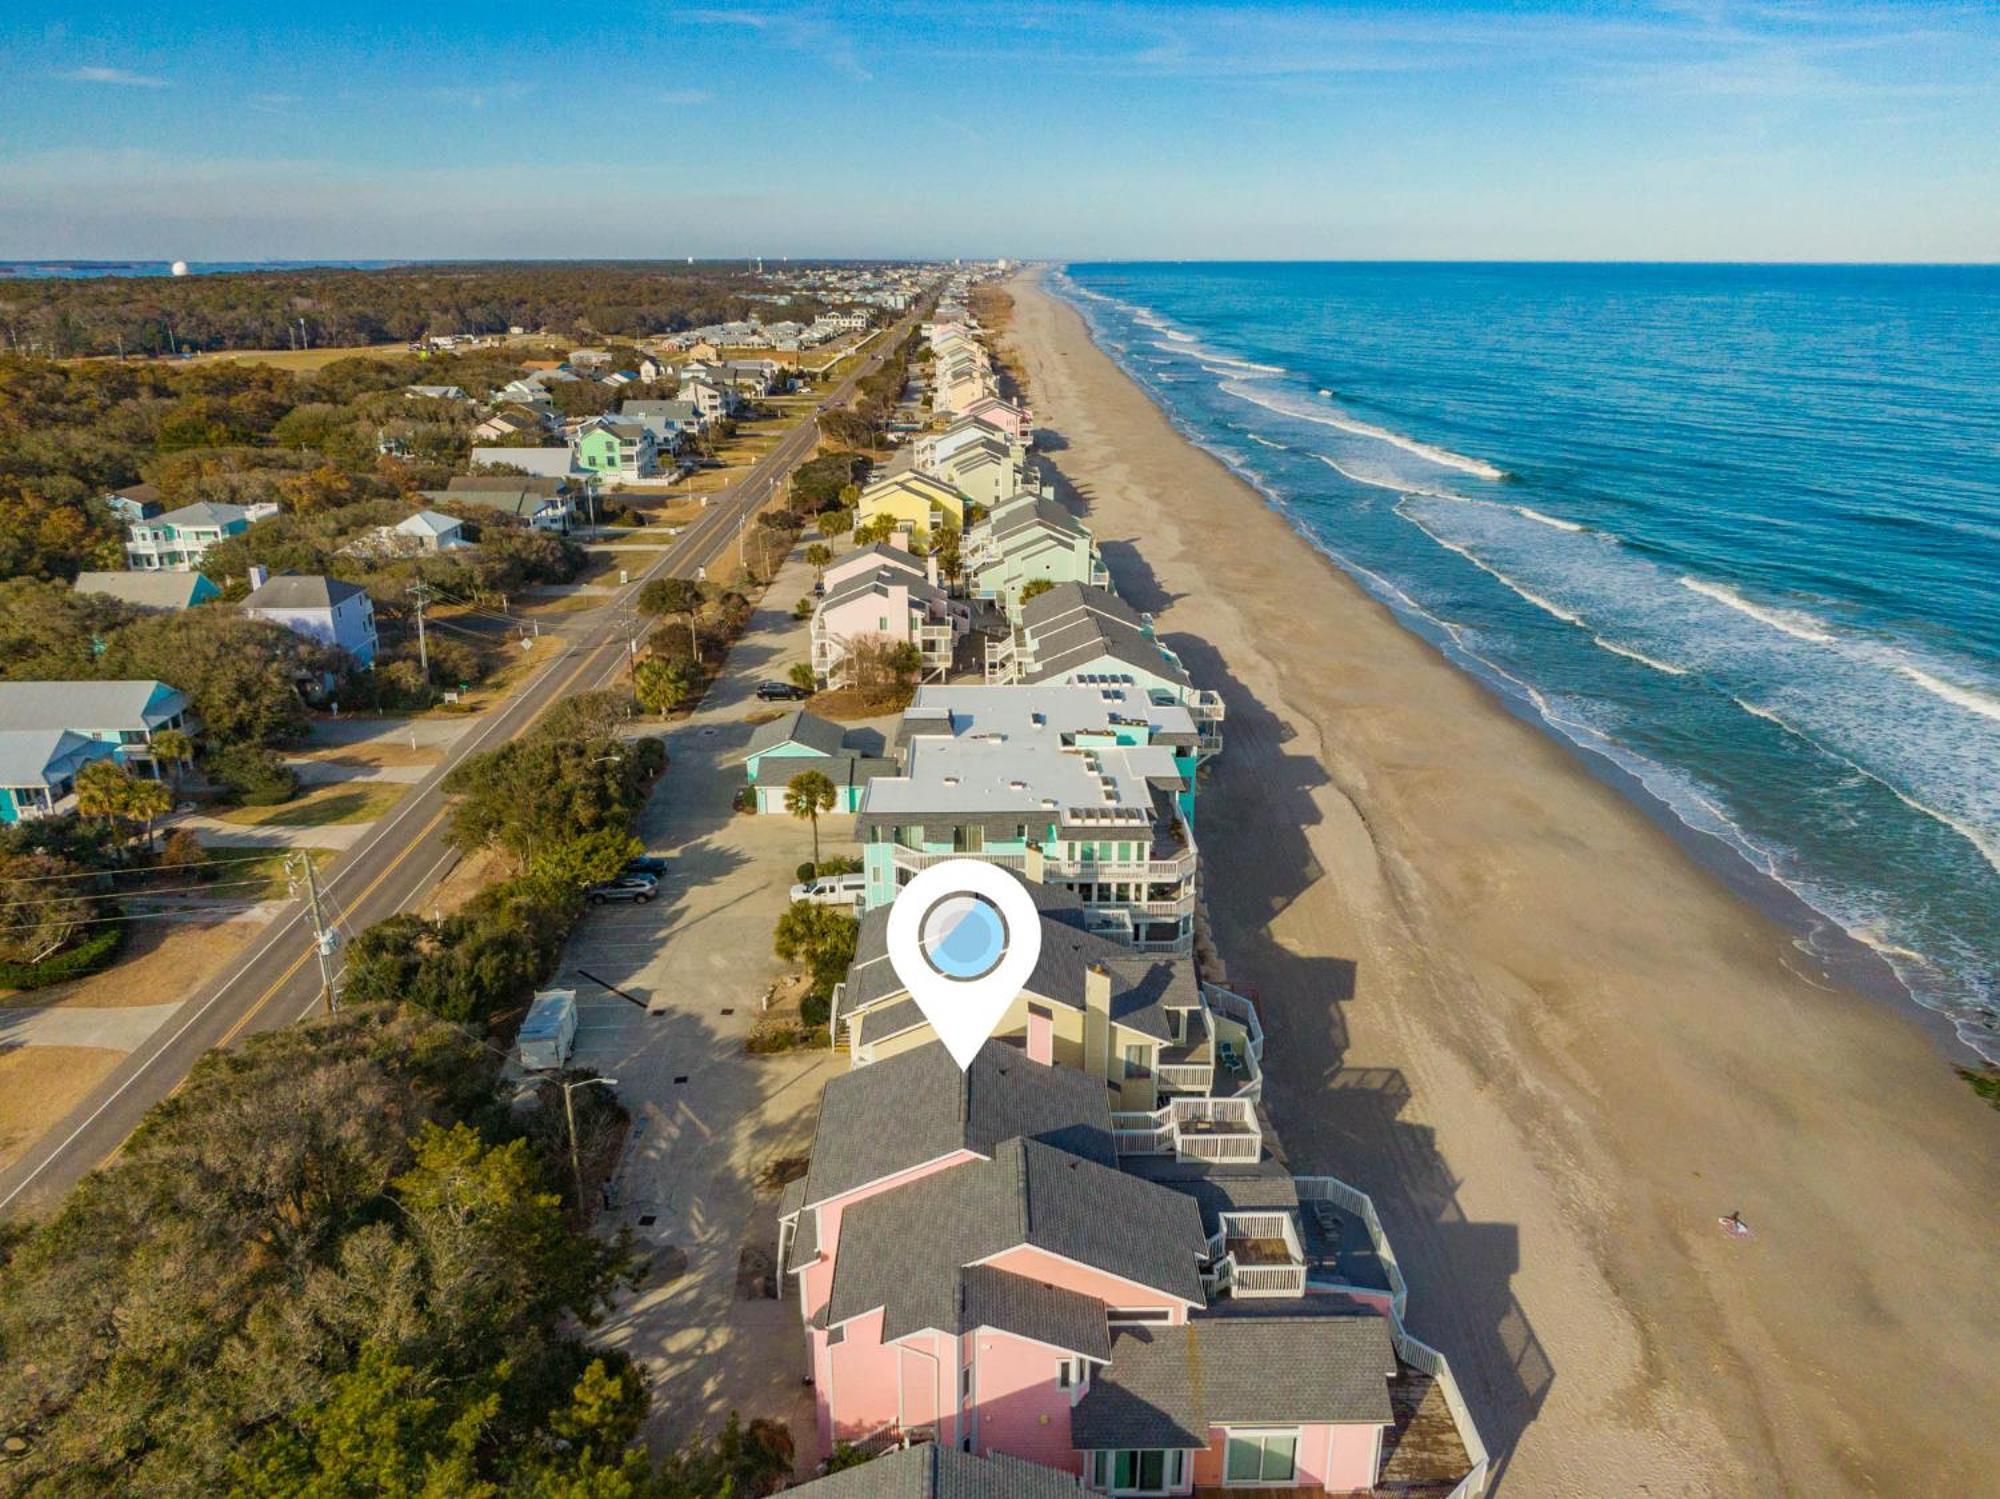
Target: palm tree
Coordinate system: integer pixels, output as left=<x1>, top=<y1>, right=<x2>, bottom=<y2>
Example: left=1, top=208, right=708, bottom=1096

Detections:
left=783, top=769, right=838, bottom=868
left=150, top=727, right=193, bottom=788
left=75, top=759, right=134, bottom=835
left=805, top=542, right=832, bottom=578
left=125, top=776, right=174, bottom=852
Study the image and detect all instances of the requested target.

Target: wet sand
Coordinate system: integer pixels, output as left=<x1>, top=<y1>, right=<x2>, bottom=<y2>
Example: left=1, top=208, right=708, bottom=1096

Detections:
left=1005, top=272, right=2000, bottom=1496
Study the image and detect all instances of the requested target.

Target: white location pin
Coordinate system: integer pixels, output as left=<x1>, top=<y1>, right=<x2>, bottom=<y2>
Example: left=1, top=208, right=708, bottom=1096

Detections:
left=885, top=859, right=1043, bottom=1070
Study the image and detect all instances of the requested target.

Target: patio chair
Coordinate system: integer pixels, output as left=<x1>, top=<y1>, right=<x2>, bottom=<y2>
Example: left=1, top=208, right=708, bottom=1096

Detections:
left=1218, top=1040, right=1242, bottom=1073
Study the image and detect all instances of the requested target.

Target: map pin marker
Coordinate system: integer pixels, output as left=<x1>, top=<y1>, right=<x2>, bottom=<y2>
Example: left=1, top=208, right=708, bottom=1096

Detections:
left=886, top=859, right=1043, bottom=1070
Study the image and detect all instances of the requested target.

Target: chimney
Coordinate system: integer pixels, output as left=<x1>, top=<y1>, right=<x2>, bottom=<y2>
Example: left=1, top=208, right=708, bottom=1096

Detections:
left=1082, top=963, right=1112, bottom=1081
left=247, top=564, right=269, bottom=592
left=926, top=551, right=940, bottom=588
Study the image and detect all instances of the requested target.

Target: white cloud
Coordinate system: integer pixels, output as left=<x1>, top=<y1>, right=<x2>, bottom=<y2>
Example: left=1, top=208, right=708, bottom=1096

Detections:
left=59, top=65, right=168, bottom=88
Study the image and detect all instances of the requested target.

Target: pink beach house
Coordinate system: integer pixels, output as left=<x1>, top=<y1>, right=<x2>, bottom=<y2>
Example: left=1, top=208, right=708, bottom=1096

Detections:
left=778, top=1042, right=1459, bottom=1497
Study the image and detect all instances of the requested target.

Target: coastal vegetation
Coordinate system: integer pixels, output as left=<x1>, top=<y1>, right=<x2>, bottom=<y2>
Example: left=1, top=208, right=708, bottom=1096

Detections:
left=0, top=262, right=779, bottom=360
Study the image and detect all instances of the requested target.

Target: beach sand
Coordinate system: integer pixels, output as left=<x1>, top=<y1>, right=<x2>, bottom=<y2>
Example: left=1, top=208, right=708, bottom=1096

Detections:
left=1004, top=273, right=2000, bottom=1496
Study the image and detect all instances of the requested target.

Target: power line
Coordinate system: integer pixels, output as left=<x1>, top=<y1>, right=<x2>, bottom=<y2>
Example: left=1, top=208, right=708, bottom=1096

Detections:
left=0, top=875, right=298, bottom=909
left=0, top=854, right=308, bottom=885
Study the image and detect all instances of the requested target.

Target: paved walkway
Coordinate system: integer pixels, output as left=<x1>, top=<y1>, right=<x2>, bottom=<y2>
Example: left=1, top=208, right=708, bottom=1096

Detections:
left=569, top=538, right=848, bottom=1462
left=0, top=1001, right=185, bottom=1051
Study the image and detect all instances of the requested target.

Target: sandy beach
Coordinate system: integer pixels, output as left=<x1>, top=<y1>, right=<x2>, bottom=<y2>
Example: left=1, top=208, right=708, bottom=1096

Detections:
left=1004, top=273, right=2000, bottom=1495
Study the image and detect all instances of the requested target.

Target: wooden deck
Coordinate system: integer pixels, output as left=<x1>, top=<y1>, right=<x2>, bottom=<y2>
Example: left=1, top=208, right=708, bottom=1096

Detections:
left=1375, top=1362, right=1473, bottom=1494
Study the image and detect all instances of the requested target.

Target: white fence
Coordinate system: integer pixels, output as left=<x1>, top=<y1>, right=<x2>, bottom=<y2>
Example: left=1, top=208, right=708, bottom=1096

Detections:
left=1293, top=1174, right=1487, bottom=1498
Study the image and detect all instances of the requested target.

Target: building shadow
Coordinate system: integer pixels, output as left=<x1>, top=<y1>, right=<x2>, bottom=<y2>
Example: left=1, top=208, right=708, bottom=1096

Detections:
left=1085, top=558, right=1556, bottom=1486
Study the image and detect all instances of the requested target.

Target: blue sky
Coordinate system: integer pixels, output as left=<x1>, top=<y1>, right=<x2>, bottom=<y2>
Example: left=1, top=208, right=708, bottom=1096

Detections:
left=2, top=1, right=1996, bottom=261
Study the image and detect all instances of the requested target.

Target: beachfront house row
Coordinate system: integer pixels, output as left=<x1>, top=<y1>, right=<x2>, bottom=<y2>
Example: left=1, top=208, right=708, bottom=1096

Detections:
left=777, top=1042, right=1475, bottom=1496
left=122, top=500, right=269, bottom=572
left=742, top=709, right=897, bottom=814
left=964, top=494, right=1110, bottom=608
left=854, top=710, right=1198, bottom=953
left=241, top=568, right=378, bottom=668
left=989, top=585, right=1224, bottom=760
left=811, top=544, right=969, bottom=689
left=71, top=571, right=220, bottom=612
left=0, top=680, right=194, bottom=819
left=855, top=471, right=970, bottom=542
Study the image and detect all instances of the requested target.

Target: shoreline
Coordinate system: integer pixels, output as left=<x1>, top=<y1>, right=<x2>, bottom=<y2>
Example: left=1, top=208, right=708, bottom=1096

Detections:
left=1005, top=271, right=2000, bottom=1494
left=1057, top=272, right=1986, bottom=1065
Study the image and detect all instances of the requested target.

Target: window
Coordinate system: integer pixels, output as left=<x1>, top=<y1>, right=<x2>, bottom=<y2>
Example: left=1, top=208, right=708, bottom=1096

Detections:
left=1056, top=1358, right=1081, bottom=1389
left=961, top=1365, right=972, bottom=1398
left=1091, top=1450, right=1183, bottom=1495
left=1223, top=1431, right=1298, bottom=1485
left=1123, top=1044, right=1150, bottom=1080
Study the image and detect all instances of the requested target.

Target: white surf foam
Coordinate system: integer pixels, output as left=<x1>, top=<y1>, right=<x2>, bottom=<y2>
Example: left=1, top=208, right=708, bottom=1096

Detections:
left=1221, top=380, right=1508, bottom=480
left=1894, top=663, right=2000, bottom=724
left=1246, top=433, right=1287, bottom=450
left=1593, top=637, right=1690, bottom=676
left=1679, top=577, right=1836, bottom=644
left=1516, top=506, right=1584, bottom=532
left=1315, top=455, right=1462, bottom=502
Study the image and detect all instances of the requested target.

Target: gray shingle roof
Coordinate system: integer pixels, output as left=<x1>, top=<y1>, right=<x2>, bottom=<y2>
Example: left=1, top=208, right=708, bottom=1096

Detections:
left=154, top=500, right=249, bottom=528
left=825, top=1137, right=1207, bottom=1339
left=244, top=574, right=370, bottom=610
left=1018, top=586, right=1187, bottom=690
left=746, top=709, right=848, bottom=760
left=838, top=884, right=1190, bottom=1043
left=960, top=1264, right=1110, bottom=1360
left=71, top=572, right=213, bottom=610
left=801, top=1040, right=1114, bottom=1209
left=787, top=1446, right=1084, bottom=1499
left=1119, top=1158, right=1301, bottom=1238
left=0, top=680, right=185, bottom=733
left=1072, top=1317, right=1397, bottom=1449
left=0, top=729, right=107, bottom=790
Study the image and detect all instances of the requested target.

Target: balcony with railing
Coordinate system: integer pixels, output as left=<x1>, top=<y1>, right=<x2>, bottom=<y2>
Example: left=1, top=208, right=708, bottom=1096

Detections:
left=1113, top=1095, right=1261, bottom=1164
left=1198, top=1209, right=1309, bottom=1299
left=889, top=846, right=1027, bottom=877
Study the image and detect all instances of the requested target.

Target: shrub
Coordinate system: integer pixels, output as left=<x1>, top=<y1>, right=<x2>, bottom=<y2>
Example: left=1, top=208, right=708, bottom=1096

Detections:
left=0, top=923, right=125, bottom=990
left=205, top=743, right=299, bottom=806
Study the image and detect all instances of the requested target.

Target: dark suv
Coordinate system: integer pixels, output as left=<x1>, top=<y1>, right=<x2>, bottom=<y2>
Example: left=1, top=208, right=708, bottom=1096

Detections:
left=755, top=681, right=810, bottom=702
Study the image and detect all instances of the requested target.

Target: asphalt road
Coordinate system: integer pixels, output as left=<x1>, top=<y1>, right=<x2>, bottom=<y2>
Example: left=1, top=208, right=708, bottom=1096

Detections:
left=0, top=312, right=918, bottom=1219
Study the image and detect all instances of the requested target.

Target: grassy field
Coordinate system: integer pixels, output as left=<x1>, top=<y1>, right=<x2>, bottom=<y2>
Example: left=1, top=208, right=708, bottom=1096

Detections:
left=177, top=343, right=417, bottom=371
left=0, top=1046, right=124, bottom=1172
left=196, top=845, right=337, bottom=899
left=211, top=782, right=406, bottom=828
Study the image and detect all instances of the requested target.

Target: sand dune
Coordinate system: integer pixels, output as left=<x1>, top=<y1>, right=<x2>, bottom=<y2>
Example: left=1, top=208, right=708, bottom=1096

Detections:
left=1006, top=272, right=2000, bottom=1496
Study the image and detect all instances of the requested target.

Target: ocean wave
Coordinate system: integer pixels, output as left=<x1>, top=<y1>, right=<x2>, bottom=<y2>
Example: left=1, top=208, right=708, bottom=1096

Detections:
left=1316, top=455, right=1464, bottom=502
left=1164, top=330, right=1197, bottom=343
left=1592, top=637, right=1689, bottom=676
left=1221, top=380, right=1508, bottom=480
left=1894, top=663, right=2000, bottom=723
left=1516, top=506, right=1584, bottom=533
left=1246, top=433, right=1287, bottom=451
left=1398, top=506, right=1588, bottom=627
left=1730, top=696, right=2000, bottom=873
left=1679, top=577, right=1836, bottom=644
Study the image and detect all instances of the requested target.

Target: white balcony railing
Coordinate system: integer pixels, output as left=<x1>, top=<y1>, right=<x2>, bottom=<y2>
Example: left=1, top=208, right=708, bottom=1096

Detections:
left=889, top=847, right=1027, bottom=875
left=1155, top=1062, right=1213, bottom=1093
left=1202, top=984, right=1264, bottom=1062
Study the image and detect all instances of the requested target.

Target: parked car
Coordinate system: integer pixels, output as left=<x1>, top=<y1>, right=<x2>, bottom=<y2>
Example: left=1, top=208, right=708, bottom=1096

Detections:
left=623, top=855, right=669, bottom=877
left=587, top=874, right=657, bottom=905
left=756, top=681, right=811, bottom=701
left=790, top=872, right=866, bottom=908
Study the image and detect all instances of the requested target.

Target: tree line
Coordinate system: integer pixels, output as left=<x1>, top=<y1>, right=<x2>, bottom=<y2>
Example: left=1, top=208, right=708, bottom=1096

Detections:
left=0, top=263, right=794, bottom=360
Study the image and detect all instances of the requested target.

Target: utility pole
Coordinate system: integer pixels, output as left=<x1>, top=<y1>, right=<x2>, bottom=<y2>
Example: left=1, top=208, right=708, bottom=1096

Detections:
left=407, top=581, right=435, bottom=678
left=291, top=852, right=339, bottom=1014
left=560, top=1074, right=619, bottom=1218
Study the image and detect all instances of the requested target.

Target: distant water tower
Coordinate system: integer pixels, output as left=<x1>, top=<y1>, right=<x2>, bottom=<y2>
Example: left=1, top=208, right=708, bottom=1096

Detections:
left=170, top=260, right=190, bottom=276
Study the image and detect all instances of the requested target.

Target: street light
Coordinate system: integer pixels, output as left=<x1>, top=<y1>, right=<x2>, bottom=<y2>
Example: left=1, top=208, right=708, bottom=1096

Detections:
left=559, top=1073, right=619, bottom=1215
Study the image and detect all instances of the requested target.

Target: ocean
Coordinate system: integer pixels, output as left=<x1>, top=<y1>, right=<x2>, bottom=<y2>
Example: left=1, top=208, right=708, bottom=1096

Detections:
left=1054, top=262, right=2000, bottom=1063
